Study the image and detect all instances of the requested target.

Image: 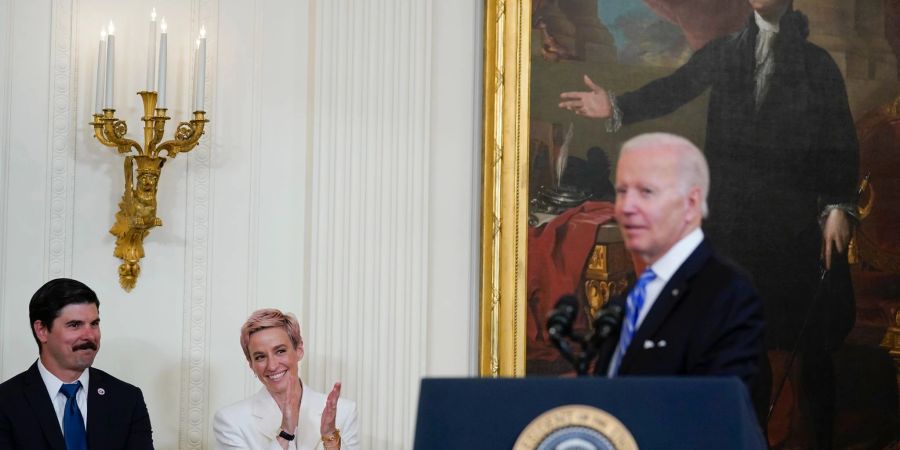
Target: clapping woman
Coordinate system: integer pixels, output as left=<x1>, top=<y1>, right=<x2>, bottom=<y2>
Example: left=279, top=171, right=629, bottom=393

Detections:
left=214, top=309, right=359, bottom=449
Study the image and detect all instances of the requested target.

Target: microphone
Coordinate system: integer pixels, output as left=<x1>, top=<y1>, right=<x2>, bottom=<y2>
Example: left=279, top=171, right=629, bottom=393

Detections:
left=591, top=303, right=625, bottom=376
left=591, top=304, right=624, bottom=343
left=547, top=295, right=579, bottom=340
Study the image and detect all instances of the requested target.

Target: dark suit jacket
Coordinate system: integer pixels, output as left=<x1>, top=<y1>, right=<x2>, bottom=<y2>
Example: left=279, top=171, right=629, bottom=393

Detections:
left=0, top=361, right=154, bottom=450
left=601, top=239, right=765, bottom=389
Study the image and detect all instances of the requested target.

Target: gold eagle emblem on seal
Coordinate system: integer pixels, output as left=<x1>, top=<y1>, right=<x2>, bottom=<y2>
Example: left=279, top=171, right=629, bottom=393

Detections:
left=514, top=405, right=638, bottom=450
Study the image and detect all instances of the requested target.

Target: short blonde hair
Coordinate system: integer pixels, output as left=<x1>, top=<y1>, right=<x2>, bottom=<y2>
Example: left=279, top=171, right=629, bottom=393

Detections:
left=239, top=308, right=303, bottom=361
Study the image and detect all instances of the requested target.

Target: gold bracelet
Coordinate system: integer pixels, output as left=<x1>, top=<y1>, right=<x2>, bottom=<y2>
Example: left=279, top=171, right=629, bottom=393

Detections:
left=322, top=428, right=341, bottom=446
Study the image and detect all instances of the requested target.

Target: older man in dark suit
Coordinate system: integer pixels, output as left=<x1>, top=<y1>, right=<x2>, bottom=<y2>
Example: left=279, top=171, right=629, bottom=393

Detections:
left=562, top=2, right=857, bottom=444
left=600, top=133, right=764, bottom=392
left=0, top=278, right=154, bottom=450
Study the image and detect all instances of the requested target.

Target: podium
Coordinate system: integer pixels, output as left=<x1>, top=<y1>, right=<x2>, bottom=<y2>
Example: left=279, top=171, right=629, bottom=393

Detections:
left=413, top=377, right=765, bottom=450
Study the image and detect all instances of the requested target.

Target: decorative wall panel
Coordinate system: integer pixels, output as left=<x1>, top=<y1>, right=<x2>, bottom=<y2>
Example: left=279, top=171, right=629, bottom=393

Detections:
left=47, top=0, right=77, bottom=279
left=179, top=0, right=218, bottom=446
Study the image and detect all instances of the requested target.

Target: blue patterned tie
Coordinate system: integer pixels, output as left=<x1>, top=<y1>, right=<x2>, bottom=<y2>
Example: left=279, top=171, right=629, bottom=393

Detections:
left=59, top=381, right=87, bottom=450
left=608, top=268, right=657, bottom=376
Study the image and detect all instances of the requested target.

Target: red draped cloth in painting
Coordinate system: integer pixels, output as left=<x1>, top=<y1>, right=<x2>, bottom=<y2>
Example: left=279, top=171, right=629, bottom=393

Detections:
left=527, top=201, right=616, bottom=362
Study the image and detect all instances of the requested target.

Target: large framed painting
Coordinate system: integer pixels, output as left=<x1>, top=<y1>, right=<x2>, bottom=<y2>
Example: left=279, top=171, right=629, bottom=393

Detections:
left=480, top=0, right=900, bottom=447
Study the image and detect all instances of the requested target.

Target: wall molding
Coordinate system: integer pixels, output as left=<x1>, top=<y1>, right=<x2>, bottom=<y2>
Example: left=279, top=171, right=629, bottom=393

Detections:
left=46, top=0, right=77, bottom=279
left=179, top=0, right=218, bottom=448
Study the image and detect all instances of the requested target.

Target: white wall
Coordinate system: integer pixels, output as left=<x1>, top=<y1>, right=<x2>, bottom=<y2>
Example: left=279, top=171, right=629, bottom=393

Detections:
left=0, top=0, right=482, bottom=448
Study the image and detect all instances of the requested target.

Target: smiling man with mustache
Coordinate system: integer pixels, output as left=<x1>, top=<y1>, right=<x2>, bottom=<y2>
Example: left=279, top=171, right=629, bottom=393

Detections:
left=0, top=278, right=154, bottom=449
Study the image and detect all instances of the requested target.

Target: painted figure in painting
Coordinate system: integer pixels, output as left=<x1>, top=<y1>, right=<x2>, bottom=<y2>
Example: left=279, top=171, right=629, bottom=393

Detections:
left=559, top=0, right=858, bottom=447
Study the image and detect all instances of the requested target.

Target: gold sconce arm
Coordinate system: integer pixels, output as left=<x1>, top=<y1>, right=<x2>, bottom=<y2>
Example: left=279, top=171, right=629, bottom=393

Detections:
left=147, top=110, right=168, bottom=152
left=155, top=111, right=208, bottom=158
left=92, top=110, right=142, bottom=154
left=90, top=114, right=118, bottom=148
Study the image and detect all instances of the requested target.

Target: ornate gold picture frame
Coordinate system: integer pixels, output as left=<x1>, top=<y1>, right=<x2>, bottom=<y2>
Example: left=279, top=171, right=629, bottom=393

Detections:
left=479, top=0, right=531, bottom=376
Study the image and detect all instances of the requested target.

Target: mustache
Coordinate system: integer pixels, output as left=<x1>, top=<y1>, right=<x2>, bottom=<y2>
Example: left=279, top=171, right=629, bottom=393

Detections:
left=72, top=342, right=98, bottom=351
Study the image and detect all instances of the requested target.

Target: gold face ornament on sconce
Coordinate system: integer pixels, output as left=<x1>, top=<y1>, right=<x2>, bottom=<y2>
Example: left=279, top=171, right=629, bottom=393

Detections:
left=91, top=91, right=208, bottom=291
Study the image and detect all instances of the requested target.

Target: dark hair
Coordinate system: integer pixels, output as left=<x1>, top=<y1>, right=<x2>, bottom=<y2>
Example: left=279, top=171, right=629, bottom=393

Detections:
left=29, top=278, right=100, bottom=349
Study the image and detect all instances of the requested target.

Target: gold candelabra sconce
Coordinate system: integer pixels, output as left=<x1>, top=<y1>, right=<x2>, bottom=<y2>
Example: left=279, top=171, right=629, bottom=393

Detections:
left=90, top=91, right=208, bottom=291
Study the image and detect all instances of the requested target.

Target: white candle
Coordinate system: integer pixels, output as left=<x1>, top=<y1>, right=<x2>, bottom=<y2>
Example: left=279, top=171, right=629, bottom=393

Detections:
left=94, top=30, right=106, bottom=113
left=105, top=21, right=115, bottom=109
left=157, top=18, right=168, bottom=108
left=146, top=8, right=157, bottom=91
left=192, top=39, right=199, bottom=110
left=194, top=26, right=207, bottom=111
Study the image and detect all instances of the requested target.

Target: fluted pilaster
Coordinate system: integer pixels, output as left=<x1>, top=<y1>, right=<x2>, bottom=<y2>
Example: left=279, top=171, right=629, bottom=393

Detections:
left=308, top=0, right=432, bottom=448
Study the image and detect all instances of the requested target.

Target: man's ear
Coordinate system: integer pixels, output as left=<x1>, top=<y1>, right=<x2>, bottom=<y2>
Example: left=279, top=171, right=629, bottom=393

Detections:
left=685, top=187, right=702, bottom=221
left=297, top=342, right=305, bottom=361
left=33, top=320, right=50, bottom=344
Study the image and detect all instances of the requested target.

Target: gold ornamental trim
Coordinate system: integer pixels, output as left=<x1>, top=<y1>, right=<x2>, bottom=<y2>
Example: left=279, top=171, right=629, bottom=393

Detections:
left=479, top=0, right=531, bottom=376
left=514, top=405, right=639, bottom=450
left=854, top=95, right=900, bottom=371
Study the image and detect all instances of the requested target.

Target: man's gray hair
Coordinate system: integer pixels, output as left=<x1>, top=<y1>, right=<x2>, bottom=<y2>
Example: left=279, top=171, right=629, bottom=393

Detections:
left=620, top=132, right=710, bottom=218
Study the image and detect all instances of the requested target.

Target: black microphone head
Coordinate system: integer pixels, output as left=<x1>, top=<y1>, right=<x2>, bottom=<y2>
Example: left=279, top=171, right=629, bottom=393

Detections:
left=547, top=295, right=579, bottom=339
left=593, top=303, right=624, bottom=339
left=605, top=304, right=624, bottom=320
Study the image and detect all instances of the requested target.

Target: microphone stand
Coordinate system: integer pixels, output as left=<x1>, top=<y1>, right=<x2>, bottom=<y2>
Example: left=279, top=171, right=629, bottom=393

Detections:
left=549, top=305, right=623, bottom=377
left=548, top=329, right=580, bottom=373
left=549, top=329, right=593, bottom=376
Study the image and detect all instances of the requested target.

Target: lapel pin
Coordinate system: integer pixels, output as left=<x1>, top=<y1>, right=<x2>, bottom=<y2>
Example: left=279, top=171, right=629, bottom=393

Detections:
left=671, top=288, right=679, bottom=296
left=97, top=388, right=106, bottom=396
left=643, top=340, right=655, bottom=349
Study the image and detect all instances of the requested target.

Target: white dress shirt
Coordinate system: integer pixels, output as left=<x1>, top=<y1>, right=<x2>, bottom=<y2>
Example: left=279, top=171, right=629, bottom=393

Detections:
left=37, top=357, right=89, bottom=431
left=636, top=227, right=704, bottom=330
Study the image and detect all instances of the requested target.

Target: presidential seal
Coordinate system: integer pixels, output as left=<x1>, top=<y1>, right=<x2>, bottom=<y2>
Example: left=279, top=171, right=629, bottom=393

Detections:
left=513, top=405, right=638, bottom=450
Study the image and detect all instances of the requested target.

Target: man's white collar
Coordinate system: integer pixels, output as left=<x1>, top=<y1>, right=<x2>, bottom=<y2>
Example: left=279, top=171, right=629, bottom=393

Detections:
left=754, top=11, right=781, bottom=33
left=37, top=357, right=89, bottom=396
left=648, top=228, right=704, bottom=283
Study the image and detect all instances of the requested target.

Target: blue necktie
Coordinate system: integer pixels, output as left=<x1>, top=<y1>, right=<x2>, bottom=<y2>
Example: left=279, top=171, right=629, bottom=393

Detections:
left=59, top=381, right=87, bottom=450
left=608, top=268, right=657, bottom=376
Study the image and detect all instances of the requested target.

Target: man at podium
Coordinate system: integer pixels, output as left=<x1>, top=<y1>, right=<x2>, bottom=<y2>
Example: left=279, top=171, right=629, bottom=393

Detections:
left=413, top=135, right=767, bottom=450
left=415, top=137, right=767, bottom=447
left=601, top=133, right=764, bottom=394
